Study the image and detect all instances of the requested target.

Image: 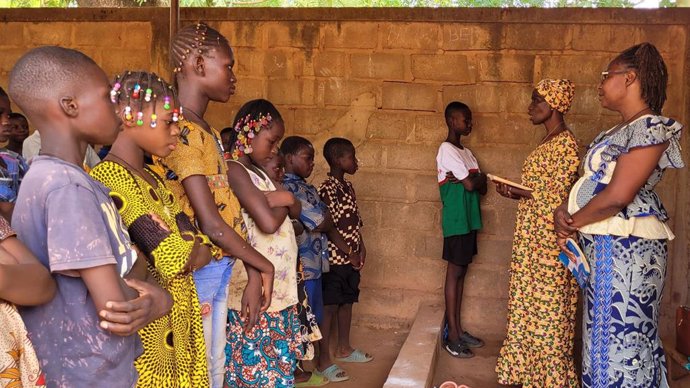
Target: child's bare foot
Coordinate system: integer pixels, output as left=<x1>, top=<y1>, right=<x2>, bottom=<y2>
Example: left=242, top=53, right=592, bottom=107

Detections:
left=334, top=346, right=355, bottom=359
left=335, top=348, right=373, bottom=363
left=294, top=369, right=311, bottom=383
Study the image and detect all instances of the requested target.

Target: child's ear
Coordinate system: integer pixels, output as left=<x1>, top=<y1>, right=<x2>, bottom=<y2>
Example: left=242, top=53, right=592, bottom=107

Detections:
left=194, top=55, right=206, bottom=77
left=116, top=108, right=136, bottom=128
left=59, top=96, right=79, bottom=118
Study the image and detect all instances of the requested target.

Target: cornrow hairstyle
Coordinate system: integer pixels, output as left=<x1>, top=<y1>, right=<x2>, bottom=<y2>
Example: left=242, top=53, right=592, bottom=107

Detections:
left=444, top=101, right=471, bottom=126
left=280, top=135, right=313, bottom=156
left=110, top=71, right=179, bottom=128
left=170, top=22, right=230, bottom=74
left=614, top=42, right=668, bottom=114
left=323, top=137, right=354, bottom=166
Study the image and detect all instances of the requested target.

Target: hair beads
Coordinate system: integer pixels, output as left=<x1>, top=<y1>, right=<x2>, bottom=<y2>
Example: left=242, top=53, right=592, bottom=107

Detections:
left=230, top=113, right=272, bottom=160
left=170, top=22, right=228, bottom=74
left=124, top=106, right=133, bottom=123
left=110, top=80, right=121, bottom=104
left=110, top=71, right=178, bottom=129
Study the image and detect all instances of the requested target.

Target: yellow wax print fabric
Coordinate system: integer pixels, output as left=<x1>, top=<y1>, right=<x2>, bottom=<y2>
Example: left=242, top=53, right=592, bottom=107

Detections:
left=155, top=119, right=248, bottom=247
left=495, top=131, right=581, bottom=388
left=90, top=161, right=209, bottom=388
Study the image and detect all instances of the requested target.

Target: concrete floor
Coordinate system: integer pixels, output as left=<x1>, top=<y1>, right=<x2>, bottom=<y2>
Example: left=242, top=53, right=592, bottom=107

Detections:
left=433, top=339, right=503, bottom=388
left=302, top=324, right=690, bottom=388
left=302, top=325, right=409, bottom=388
left=433, top=339, right=690, bottom=388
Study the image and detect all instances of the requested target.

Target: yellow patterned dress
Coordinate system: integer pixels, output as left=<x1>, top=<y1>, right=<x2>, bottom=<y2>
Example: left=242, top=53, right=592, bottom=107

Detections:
left=495, top=131, right=581, bottom=387
left=90, top=161, right=209, bottom=388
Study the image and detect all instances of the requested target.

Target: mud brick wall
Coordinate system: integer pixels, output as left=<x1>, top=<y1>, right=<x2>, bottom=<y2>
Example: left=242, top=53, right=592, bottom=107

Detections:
left=1, top=8, right=689, bottom=339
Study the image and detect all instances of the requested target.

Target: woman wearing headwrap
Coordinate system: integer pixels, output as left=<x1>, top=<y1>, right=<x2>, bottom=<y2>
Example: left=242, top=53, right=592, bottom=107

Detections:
left=555, top=43, right=683, bottom=388
left=494, top=79, right=581, bottom=387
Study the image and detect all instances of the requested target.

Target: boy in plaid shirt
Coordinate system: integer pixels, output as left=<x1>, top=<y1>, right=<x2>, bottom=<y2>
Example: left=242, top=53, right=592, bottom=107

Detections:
left=316, top=138, right=372, bottom=381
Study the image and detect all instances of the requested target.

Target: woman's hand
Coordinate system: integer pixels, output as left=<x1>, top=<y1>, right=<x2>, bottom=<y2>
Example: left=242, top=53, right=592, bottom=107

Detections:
left=494, top=182, right=532, bottom=200
left=554, top=203, right=577, bottom=238
left=494, top=182, right=515, bottom=199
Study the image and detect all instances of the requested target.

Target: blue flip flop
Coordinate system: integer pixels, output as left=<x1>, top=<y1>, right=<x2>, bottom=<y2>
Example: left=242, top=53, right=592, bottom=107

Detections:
left=315, top=364, right=349, bottom=382
left=335, top=349, right=374, bottom=363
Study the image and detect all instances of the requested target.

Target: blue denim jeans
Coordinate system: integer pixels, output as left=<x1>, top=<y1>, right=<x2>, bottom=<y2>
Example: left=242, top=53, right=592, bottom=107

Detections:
left=194, top=257, right=234, bottom=388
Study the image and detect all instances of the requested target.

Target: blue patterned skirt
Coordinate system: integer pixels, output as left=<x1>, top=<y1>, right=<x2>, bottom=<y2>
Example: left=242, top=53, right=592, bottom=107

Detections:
left=224, top=306, right=302, bottom=388
left=579, top=233, right=669, bottom=388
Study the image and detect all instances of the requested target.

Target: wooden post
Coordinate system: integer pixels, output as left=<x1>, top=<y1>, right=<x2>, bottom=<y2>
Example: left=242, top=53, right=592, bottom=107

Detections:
left=170, top=0, right=179, bottom=45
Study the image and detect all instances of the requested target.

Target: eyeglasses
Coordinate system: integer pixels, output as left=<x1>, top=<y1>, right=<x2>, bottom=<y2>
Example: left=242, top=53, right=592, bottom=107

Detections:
left=600, top=70, right=629, bottom=83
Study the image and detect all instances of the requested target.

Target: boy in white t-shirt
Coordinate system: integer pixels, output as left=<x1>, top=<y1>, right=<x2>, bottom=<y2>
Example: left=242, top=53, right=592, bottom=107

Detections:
left=436, top=101, right=487, bottom=358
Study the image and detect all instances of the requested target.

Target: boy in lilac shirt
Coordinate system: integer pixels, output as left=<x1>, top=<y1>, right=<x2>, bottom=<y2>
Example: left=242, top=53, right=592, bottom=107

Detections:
left=9, top=46, right=170, bottom=387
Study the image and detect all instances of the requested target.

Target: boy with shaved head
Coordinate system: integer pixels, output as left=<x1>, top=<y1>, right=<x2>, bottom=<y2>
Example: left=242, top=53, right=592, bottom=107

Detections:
left=9, top=46, right=171, bottom=387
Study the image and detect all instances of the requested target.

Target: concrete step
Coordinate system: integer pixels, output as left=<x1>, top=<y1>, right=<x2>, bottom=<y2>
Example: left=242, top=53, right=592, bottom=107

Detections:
left=433, top=339, right=503, bottom=388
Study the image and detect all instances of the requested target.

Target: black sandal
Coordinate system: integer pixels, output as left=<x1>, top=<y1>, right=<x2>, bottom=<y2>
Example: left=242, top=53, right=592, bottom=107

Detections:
left=443, top=339, right=474, bottom=358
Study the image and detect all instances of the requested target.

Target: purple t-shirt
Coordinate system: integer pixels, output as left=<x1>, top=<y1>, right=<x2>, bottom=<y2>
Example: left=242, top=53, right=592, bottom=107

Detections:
left=12, top=156, right=141, bottom=388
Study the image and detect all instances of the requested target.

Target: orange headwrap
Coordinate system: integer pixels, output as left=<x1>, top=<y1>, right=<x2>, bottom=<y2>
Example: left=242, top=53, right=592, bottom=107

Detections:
left=535, top=79, right=575, bottom=114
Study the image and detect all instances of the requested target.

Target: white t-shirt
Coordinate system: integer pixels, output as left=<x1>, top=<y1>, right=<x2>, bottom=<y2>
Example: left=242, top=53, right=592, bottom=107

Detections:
left=436, top=142, right=480, bottom=183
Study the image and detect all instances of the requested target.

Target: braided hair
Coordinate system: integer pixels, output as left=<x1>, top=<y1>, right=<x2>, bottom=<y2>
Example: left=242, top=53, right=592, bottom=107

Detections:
left=170, top=22, right=229, bottom=74
left=614, top=42, right=668, bottom=114
left=226, top=99, right=283, bottom=160
left=110, top=71, right=179, bottom=128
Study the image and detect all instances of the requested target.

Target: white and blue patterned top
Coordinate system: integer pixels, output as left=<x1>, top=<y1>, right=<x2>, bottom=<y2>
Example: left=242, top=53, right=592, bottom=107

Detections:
left=568, top=114, right=684, bottom=239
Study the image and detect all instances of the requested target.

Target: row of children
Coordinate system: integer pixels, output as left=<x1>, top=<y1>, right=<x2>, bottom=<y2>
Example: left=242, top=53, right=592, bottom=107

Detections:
left=0, top=22, right=371, bottom=388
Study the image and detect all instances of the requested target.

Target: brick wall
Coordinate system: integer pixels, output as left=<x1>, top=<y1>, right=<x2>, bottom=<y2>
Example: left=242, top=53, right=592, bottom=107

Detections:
left=1, top=8, right=689, bottom=339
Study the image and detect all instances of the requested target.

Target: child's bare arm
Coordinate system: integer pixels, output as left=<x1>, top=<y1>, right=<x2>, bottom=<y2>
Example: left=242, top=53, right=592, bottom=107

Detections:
left=313, top=212, right=335, bottom=233
left=82, top=261, right=172, bottom=337
left=227, top=162, right=288, bottom=234
left=288, top=200, right=301, bottom=220
left=359, top=238, right=367, bottom=269
left=0, top=235, right=56, bottom=305
left=79, top=264, right=129, bottom=320
left=181, top=175, right=274, bottom=328
left=0, top=262, right=56, bottom=305
left=0, top=202, right=13, bottom=222
left=264, top=191, right=294, bottom=208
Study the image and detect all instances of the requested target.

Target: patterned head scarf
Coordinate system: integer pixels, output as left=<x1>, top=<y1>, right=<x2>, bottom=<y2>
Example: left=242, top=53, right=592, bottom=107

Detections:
left=535, top=79, right=575, bottom=114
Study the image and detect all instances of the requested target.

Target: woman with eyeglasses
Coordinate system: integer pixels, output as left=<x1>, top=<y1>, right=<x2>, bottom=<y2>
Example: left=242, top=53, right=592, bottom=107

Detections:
left=554, top=42, right=684, bottom=388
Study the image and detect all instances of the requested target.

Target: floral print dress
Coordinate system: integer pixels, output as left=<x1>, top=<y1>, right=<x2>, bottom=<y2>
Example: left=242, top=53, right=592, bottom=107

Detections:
left=495, top=131, right=581, bottom=387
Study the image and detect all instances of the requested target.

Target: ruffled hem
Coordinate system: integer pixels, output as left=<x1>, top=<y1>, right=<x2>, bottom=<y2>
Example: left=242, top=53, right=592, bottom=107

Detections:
left=577, top=214, right=675, bottom=240
left=496, top=342, right=526, bottom=384
left=496, top=342, right=579, bottom=388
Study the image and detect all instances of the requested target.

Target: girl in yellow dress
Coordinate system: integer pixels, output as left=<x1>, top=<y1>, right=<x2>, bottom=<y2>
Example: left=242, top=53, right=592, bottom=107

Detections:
left=494, top=79, right=581, bottom=387
left=90, top=71, right=214, bottom=387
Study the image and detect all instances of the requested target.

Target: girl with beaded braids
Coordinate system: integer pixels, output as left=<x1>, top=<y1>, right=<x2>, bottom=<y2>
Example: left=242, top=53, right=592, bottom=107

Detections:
left=90, top=71, right=213, bottom=388
left=554, top=43, right=684, bottom=388
left=159, top=22, right=275, bottom=388
left=223, top=99, right=303, bottom=388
